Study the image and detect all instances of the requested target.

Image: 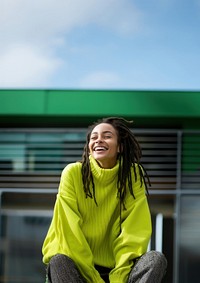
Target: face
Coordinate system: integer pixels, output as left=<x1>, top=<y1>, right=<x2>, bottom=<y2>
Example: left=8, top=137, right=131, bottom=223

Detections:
left=89, top=123, right=119, bottom=169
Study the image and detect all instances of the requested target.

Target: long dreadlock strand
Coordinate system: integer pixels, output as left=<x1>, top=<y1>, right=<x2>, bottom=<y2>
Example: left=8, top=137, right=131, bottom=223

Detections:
left=81, top=143, right=93, bottom=198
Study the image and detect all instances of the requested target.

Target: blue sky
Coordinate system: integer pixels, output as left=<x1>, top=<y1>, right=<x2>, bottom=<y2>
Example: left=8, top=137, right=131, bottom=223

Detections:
left=0, top=0, right=200, bottom=90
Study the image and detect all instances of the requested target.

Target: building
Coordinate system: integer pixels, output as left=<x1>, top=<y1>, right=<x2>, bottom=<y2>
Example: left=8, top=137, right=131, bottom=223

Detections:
left=0, top=89, right=200, bottom=283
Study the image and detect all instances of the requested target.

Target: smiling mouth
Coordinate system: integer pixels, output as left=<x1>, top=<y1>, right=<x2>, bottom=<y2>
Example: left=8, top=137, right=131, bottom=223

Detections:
left=93, top=146, right=108, bottom=151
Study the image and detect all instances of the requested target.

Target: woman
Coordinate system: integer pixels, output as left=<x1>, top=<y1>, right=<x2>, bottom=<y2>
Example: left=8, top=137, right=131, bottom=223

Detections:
left=42, top=117, right=167, bottom=283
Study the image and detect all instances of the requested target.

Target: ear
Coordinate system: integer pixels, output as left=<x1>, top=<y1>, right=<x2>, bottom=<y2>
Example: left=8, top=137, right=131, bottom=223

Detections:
left=117, top=144, right=123, bottom=153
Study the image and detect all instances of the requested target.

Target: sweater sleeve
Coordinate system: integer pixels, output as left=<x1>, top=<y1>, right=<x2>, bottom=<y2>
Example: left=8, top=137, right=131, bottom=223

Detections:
left=42, top=165, right=104, bottom=283
left=109, top=166, right=152, bottom=283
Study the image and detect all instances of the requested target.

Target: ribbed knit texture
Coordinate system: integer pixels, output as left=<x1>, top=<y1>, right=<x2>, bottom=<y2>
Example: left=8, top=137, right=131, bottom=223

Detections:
left=42, top=156, right=152, bottom=283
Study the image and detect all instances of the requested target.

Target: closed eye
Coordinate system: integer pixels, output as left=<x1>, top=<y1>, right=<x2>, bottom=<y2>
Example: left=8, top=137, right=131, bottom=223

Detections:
left=90, top=135, right=98, bottom=140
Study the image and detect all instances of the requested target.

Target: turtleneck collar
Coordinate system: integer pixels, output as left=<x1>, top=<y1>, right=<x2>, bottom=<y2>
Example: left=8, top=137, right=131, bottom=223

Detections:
left=89, top=155, right=119, bottom=184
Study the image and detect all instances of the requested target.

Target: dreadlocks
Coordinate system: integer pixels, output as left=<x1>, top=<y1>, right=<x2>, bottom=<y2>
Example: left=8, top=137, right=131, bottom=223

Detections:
left=81, top=117, right=150, bottom=208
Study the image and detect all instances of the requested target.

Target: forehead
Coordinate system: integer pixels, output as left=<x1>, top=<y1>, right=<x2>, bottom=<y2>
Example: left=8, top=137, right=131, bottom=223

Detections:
left=91, top=123, right=117, bottom=134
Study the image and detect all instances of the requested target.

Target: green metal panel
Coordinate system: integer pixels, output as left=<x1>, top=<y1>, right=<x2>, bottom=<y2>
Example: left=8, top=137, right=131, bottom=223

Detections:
left=0, top=89, right=200, bottom=118
left=0, top=90, right=46, bottom=114
left=46, top=90, right=200, bottom=117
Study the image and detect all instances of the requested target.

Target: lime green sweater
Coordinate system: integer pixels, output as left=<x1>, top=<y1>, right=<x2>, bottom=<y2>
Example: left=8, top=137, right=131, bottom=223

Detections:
left=42, top=156, right=152, bottom=283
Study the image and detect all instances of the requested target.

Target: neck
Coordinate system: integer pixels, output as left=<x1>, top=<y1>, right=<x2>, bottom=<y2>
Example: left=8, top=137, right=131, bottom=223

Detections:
left=95, top=159, right=117, bottom=169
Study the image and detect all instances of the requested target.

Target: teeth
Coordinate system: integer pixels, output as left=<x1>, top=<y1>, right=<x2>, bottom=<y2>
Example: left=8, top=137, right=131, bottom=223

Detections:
left=94, top=146, right=107, bottom=151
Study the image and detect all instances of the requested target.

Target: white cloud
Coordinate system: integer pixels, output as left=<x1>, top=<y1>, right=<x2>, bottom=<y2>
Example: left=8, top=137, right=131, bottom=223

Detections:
left=0, top=44, right=62, bottom=87
left=0, top=0, right=143, bottom=88
left=80, top=71, right=121, bottom=88
left=0, top=0, right=143, bottom=44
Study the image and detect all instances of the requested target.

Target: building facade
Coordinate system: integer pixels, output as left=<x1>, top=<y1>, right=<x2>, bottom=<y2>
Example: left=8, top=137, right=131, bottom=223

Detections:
left=0, top=89, right=200, bottom=283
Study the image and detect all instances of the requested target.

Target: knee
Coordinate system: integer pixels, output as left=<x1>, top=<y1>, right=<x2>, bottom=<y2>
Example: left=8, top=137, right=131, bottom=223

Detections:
left=49, top=254, right=64, bottom=264
left=49, top=254, right=73, bottom=267
left=146, top=251, right=167, bottom=271
left=49, top=254, right=75, bottom=268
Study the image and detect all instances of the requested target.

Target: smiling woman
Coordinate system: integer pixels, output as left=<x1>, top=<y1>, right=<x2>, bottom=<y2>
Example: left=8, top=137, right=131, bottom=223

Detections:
left=42, top=117, right=167, bottom=283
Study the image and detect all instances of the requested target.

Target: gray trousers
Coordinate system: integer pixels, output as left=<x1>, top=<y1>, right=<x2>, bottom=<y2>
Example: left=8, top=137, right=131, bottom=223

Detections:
left=46, top=251, right=167, bottom=283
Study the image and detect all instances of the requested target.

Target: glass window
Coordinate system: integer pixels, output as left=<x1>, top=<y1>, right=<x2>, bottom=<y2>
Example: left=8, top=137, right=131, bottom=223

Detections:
left=0, top=192, right=55, bottom=283
left=179, top=195, right=200, bottom=283
left=148, top=194, right=175, bottom=283
left=182, top=134, right=200, bottom=190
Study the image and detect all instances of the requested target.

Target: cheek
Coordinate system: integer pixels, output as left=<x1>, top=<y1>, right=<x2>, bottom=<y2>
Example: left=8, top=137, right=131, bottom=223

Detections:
left=111, top=144, right=119, bottom=155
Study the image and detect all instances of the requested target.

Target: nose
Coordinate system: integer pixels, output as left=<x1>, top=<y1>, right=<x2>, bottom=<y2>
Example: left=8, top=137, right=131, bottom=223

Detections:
left=95, top=136, right=103, bottom=143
